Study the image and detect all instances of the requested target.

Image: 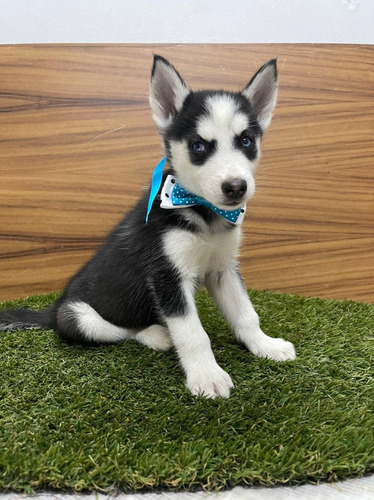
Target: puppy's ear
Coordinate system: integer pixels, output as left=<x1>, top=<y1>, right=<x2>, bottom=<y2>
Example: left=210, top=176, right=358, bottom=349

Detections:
left=149, top=55, right=190, bottom=132
left=241, top=59, right=278, bottom=132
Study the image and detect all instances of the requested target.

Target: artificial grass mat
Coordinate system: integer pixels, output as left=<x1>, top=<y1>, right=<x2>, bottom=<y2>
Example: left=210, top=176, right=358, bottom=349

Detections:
left=0, top=289, right=373, bottom=494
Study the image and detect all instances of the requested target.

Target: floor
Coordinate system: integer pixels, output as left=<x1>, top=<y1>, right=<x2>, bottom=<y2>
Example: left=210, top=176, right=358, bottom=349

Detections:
left=1, top=476, right=374, bottom=500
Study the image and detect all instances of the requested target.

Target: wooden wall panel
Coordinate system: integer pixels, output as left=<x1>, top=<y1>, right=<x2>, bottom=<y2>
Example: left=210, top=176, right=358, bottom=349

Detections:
left=0, top=44, right=373, bottom=302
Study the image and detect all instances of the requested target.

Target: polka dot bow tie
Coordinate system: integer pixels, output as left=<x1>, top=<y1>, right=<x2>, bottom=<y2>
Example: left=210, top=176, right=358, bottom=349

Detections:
left=145, top=157, right=246, bottom=225
left=160, top=175, right=246, bottom=225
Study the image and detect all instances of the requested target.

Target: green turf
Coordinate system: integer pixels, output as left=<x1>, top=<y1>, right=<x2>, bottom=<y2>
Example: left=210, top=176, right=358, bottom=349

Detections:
left=0, top=289, right=373, bottom=494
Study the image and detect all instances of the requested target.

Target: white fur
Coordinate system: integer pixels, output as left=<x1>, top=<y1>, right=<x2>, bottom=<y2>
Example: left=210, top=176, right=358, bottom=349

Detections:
left=135, top=324, right=173, bottom=352
left=163, top=224, right=241, bottom=283
left=197, top=95, right=249, bottom=141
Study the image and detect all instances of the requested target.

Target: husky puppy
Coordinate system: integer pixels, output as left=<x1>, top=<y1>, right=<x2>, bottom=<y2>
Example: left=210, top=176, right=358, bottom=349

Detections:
left=0, top=55, right=295, bottom=398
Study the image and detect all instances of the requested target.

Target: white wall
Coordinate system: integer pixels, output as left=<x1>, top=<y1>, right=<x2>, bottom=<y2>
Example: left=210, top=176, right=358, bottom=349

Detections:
left=0, top=0, right=373, bottom=44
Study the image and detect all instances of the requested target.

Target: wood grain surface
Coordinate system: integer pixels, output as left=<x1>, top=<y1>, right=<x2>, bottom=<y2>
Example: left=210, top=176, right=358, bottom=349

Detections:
left=0, top=44, right=373, bottom=302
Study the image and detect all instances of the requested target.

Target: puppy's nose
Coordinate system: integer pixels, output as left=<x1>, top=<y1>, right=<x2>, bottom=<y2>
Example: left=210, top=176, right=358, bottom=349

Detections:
left=221, top=179, right=247, bottom=200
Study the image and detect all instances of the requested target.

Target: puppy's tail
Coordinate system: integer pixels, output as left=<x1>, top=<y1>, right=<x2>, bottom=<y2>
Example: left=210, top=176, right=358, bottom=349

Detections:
left=0, top=306, right=55, bottom=332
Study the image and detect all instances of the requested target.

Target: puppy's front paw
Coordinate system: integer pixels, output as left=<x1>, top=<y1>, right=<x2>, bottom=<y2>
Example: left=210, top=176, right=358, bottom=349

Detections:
left=186, top=365, right=234, bottom=399
left=249, top=335, right=296, bottom=362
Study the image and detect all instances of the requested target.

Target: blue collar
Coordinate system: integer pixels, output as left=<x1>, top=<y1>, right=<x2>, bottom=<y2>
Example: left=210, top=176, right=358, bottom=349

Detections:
left=145, top=157, right=246, bottom=225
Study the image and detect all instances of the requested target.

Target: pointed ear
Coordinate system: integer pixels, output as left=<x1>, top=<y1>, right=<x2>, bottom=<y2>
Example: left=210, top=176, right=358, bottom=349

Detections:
left=149, top=55, right=190, bottom=132
left=241, top=59, right=278, bottom=132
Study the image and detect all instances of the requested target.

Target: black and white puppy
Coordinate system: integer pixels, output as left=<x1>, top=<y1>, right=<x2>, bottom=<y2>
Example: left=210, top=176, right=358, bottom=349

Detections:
left=0, top=55, right=295, bottom=399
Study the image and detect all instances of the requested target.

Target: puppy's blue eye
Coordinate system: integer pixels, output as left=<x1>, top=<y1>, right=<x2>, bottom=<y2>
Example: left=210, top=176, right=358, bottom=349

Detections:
left=241, top=136, right=253, bottom=148
left=191, top=142, right=206, bottom=153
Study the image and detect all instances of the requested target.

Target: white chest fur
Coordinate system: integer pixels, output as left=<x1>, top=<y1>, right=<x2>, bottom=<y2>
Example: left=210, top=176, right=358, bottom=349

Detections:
left=162, top=225, right=241, bottom=284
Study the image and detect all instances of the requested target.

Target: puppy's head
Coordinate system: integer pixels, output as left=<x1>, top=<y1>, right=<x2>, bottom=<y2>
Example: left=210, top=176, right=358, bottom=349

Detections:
left=149, top=55, right=277, bottom=209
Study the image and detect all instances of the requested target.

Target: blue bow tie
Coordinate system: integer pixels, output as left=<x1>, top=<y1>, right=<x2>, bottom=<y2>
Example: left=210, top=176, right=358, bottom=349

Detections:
left=161, top=175, right=246, bottom=224
left=145, top=157, right=246, bottom=225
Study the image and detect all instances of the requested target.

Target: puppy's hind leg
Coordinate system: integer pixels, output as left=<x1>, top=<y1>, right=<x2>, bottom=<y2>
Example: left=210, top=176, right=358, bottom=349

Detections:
left=135, top=325, right=173, bottom=352
left=56, top=301, right=173, bottom=350
left=56, top=301, right=136, bottom=345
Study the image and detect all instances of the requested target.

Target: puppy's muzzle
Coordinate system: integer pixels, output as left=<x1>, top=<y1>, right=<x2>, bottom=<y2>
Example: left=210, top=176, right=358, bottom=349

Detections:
left=221, top=178, right=247, bottom=203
